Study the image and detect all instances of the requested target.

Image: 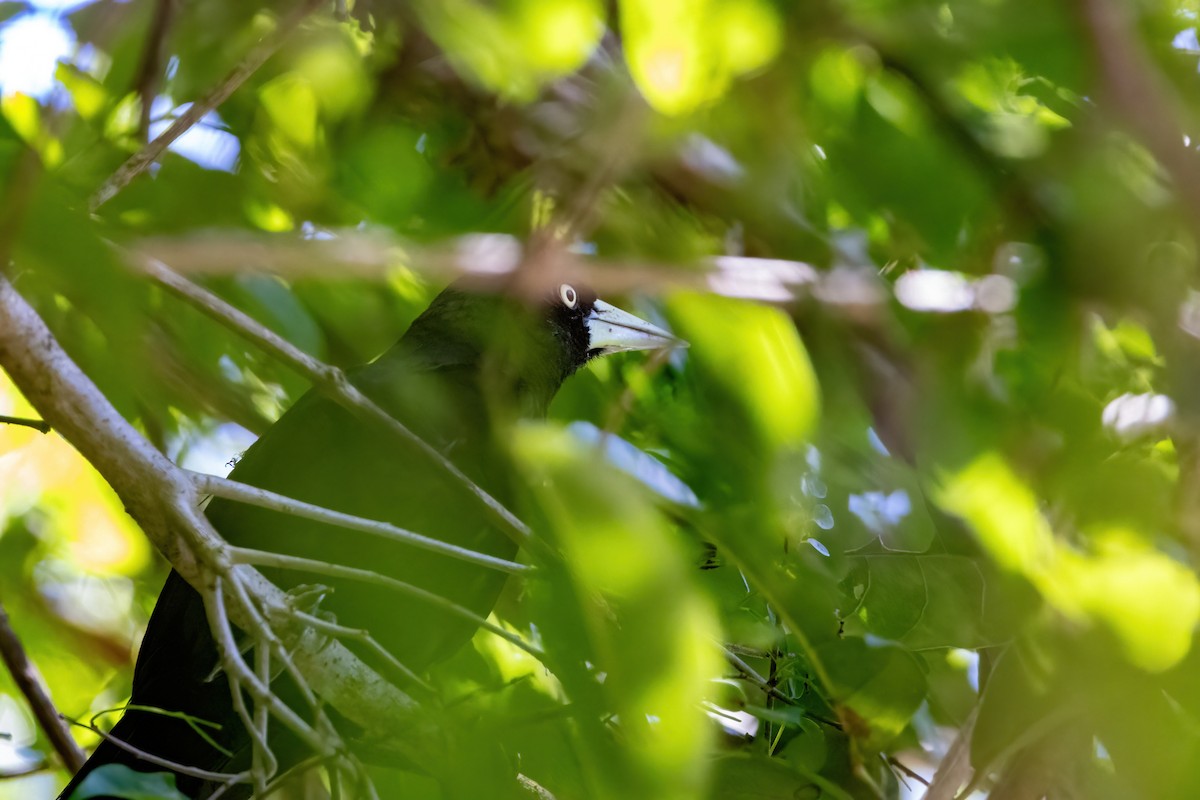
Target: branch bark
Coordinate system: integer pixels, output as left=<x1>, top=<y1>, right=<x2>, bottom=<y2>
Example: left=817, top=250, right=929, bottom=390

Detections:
left=0, top=600, right=86, bottom=772
left=0, top=273, right=431, bottom=752
left=1075, top=0, right=1200, bottom=230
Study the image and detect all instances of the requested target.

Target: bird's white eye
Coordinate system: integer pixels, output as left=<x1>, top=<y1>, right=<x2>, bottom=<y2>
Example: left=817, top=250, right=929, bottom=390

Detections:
left=559, top=284, right=578, bottom=308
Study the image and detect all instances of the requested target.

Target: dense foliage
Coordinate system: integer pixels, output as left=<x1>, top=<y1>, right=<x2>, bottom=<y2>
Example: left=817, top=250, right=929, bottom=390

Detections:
left=2, top=0, right=1200, bottom=798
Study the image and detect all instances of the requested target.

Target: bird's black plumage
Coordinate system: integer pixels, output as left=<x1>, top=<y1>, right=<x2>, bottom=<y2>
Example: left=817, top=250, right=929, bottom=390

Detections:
left=59, top=282, right=677, bottom=800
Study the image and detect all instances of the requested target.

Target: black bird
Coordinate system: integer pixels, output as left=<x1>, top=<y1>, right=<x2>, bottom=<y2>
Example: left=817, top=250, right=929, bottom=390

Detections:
left=60, top=281, right=678, bottom=800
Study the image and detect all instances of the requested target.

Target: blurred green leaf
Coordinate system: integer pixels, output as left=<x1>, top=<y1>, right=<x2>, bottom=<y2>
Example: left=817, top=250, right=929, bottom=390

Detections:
left=69, top=765, right=187, bottom=800
left=847, top=554, right=997, bottom=649
left=815, top=637, right=925, bottom=746
left=708, top=753, right=846, bottom=800
left=259, top=74, right=319, bottom=148
left=667, top=292, right=818, bottom=457
left=516, top=423, right=722, bottom=800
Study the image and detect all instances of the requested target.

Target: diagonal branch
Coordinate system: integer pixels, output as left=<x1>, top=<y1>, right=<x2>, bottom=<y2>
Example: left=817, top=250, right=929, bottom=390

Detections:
left=66, top=716, right=249, bottom=784
left=229, top=548, right=543, bottom=659
left=0, top=600, right=86, bottom=771
left=190, top=471, right=531, bottom=575
left=89, top=0, right=327, bottom=211
left=290, top=610, right=431, bottom=691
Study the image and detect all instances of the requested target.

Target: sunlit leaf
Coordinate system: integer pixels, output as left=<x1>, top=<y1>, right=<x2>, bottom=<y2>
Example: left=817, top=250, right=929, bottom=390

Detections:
left=1050, top=530, right=1200, bottom=673
left=55, top=63, right=108, bottom=121
left=667, top=292, right=819, bottom=453
left=259, top=74, right=318, bottom=148
left=938, top=455, right=1200, bottom=671
left=511, top=0, right=606, bottom=73
left=515, top=423, right=722, bottom=800
left=816, top=637, right=926, bottom=745
left=935, top=453, right=1056, bottom=574
left=620, top=0, right=782, bottom=115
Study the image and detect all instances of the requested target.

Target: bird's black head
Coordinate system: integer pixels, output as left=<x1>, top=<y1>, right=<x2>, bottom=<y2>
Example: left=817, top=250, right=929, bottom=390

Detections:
left=543, top=282, right=597, bottom=373
left=393, top=280, right=681, bottom=416
left=541, top=281, right=685, bottom=377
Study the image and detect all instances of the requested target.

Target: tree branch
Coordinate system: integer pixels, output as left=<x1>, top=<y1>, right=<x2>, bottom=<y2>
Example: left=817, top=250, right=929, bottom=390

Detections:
left=190, top=471, right=530, bottom=575
left=925, top=704, right=977, bottom=800
left=0, top=273, right=429, bottom=753
left=229, top=547, right=543, bottom=659
left=132, top=0, right=180, bottom=142
left=1075, top=0, right=1200, bottom=230
left=66, top=716, right=248, bottom=784
left=0, top=415, right=50, bottom=433
left=0, top=600, right=86, bottom=772
left=89, top=0, right=327, bottom=211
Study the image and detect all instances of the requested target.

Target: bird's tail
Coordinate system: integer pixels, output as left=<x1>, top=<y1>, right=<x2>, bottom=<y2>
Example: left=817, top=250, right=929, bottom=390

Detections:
left=57, top=715, right=142, bottom=800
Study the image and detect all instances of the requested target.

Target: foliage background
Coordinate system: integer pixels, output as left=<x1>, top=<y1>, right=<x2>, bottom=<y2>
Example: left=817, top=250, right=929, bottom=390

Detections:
left=2, top=0, right=1200, bottom=797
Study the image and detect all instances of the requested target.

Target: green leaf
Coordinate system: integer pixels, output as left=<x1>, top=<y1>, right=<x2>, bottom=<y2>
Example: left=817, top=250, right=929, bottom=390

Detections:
left=225, top=275, right=325, bottom=358
left=708, top=753, right=851, bottom=800
left=516, top=423, right=723, bottom=800
left=938, top=455, right=1200, bottom=671
left=935, top=452, right=1056, bottom=576
left=667, top=292, right=818, bottom=456
left=815, top=637, right=926, bottom=746
left=848, top=554, right=1000, bottom=649
left=69, top=765, right=188, bottom=800
left=620, top=0, right=782, bottom=115
left=55, top=63, right=109, bottom=121
left=259, top=73, right=319, bottom=148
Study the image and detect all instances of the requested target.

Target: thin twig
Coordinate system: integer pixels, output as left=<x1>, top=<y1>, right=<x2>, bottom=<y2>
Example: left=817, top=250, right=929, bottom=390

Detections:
left=201, top=576, right=331, bottom=759
left=721, top=645, right=843, bottom=731
left=89, top=0, right=326, bottom=211
left=190, top=471, right=531, bottom=575
left=64, top=717, right=249, bottom=784
left=291, top=610, right=432, bottom=692
left=132, top=0, right=180, bottom=142
left=252, top=631, right=274, bottom=795
left=885, top=755, right=929, bottom=788
left=223, top=571, right=320, bottom=714
left=208, top=579, right=278, bottom=797
left=0, top=415, right=50, bottom=433
left=89, top=705, right=232, bottom=758
left=126, top=230, right=830, bottom=308
left=222, top=568, right=357, bottom=764
left=230, top=547, right=544, bottom=659
left=258, top=753, right=334, bottom=798
left=0, top=600, right=86, bottom=771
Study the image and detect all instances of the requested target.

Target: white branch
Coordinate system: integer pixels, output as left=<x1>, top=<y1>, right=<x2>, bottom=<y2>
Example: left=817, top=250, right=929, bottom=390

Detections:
left=229, top=547, right=543, bottom=659
left=190, top=471, right=530, bottom=575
